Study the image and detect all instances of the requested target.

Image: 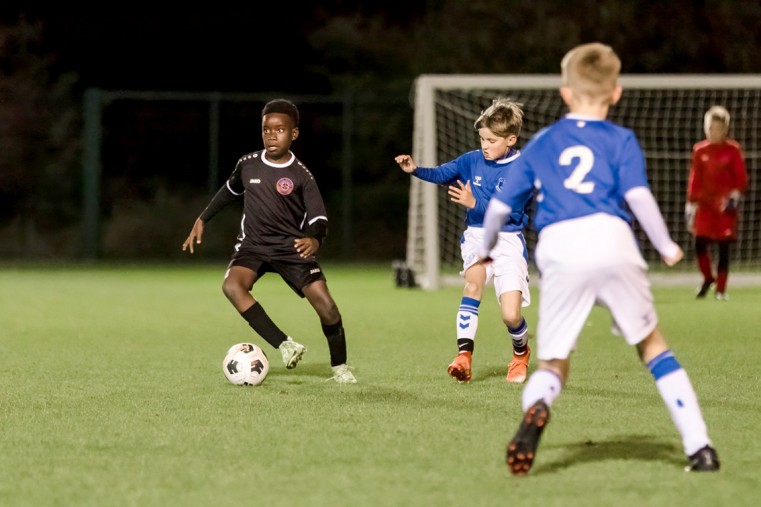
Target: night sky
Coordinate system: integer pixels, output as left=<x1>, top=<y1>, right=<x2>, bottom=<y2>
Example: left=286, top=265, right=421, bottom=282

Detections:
left=6, top=3, right=761, bottom=94
left=3, top=4, right=428, bottom=94
left=11, top=7, right=320, bottom=92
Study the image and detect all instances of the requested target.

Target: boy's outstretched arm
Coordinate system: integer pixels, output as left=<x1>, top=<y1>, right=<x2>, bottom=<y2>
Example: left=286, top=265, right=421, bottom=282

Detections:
left=182, top=218, right=205, bottom=254
left=394, top=154, right=417, bottom=174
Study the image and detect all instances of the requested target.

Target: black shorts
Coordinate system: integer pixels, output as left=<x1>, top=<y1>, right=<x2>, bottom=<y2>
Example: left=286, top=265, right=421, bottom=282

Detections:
left=228, top=247, right=326, bottom=297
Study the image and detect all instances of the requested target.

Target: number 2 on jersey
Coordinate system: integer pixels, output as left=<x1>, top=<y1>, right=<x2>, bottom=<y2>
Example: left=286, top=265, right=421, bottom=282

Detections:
left=560, top=145, right=594, bottom=194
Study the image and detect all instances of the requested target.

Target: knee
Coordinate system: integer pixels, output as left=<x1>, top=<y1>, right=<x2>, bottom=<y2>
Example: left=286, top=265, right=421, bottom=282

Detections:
left=463, top=283, right=483, bottom=299
left=315, top=298, right=340, bottom=324
left=501, top=301, right=523, bottom=328
left=324, top=303, right=341, bottom=324
left=222, top=278, right=244, bottom=301
left=502, top=310, right=523, bottom=329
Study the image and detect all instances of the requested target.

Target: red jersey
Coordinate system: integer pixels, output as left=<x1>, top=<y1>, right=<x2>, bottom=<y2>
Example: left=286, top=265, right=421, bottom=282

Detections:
left=687, top=139, right=748, bottom=239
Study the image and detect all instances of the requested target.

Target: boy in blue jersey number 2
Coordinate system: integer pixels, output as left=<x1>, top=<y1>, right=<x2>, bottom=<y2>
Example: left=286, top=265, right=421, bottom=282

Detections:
left=480, top=43, right=719, bottom=474
left=395, top=98, right=532, bottom=384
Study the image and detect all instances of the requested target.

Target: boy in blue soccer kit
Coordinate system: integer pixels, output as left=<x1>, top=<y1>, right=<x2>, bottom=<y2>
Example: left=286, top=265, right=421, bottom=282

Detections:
left=480, top=43, right=719, bottom=474
left=396, top=98, right=532, bottom=384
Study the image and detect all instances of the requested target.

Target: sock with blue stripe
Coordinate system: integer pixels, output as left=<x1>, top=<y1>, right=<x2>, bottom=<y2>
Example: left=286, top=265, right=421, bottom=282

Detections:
left=508, top=317, right=528, bottom=355
left=648, top=350, right=712, bottom=455
left=456, top=297, right=479, bottom=353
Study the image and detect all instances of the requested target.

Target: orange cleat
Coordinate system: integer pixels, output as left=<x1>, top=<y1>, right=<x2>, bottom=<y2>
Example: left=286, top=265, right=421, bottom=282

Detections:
left=506, top=346, right=531, bottom=383
left=447, top=351, right=472, bottom=383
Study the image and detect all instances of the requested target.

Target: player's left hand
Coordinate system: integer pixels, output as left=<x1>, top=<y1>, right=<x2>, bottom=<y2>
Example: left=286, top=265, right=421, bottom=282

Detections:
left=448, top=180, right=476, bottom=208
left=294, top=237, right=319, bottom=258
left=662, top=246, right=684, bottom=267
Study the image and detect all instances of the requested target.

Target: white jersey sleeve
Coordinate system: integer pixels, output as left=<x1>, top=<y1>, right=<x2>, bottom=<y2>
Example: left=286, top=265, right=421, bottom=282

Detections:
left=624, top=186, right=680, bottom=259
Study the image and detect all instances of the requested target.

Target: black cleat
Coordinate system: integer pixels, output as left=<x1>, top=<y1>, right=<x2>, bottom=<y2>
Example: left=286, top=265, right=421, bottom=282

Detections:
left=506, top=400, right=550, bottom=476
left=695, top=280, right=715, bottom=299
left=684, top=445, right=720, bottom=472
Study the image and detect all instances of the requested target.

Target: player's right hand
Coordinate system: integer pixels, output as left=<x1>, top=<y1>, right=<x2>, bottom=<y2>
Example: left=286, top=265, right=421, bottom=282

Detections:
left=394, top=154, right=416, bottom=173
left=182, top=218, right=205, bottom=254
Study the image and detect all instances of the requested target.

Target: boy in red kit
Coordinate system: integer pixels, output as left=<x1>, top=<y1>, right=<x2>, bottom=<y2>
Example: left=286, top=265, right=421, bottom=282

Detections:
left=685, top=105, right=749, bottom=301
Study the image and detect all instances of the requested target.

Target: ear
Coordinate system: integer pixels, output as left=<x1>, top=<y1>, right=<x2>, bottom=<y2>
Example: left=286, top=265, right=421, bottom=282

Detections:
left=506, top=134, right=518, bottom=147
left=291, top=127, right=299, bottom=141
left=559, top=86, right=574, bottom=107
left=610, top=85, right=623, bottom=105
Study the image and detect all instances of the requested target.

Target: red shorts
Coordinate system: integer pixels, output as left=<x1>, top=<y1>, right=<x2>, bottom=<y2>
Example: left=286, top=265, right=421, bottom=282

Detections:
left=693, top=208, right=738, bottom=241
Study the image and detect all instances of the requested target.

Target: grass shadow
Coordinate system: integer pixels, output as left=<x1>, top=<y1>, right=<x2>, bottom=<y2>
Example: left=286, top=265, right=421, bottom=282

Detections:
left=532, top=434, right=683, bottom=475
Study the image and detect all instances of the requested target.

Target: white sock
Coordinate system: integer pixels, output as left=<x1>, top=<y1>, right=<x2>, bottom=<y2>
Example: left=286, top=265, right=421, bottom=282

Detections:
left=654, top=369, right=711, bottom=455
left=457, top=297, right=480, bottom=341
left=521, top=369, right=563, bottom=412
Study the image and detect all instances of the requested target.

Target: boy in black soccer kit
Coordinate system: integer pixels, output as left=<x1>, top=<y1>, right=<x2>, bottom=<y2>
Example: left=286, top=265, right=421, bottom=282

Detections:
left=183, top=99, right=356, bottom=383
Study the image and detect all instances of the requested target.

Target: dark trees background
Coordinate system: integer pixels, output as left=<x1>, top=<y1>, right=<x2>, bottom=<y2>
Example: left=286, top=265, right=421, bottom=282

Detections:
left=2, top=1, right=761, bottom=261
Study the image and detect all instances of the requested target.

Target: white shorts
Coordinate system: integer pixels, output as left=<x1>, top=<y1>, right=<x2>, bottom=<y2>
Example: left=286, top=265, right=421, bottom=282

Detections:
left=534, top=213, right=657, bottom=361
left=460, top=227, right=530, bottom=307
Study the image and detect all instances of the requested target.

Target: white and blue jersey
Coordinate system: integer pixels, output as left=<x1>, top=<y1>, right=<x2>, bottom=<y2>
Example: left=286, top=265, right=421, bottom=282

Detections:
left=493, top=115, right=649, bottom=232
left=482, top=113, right=681, bottom=359
left=413, top=148, right=528, bottom=232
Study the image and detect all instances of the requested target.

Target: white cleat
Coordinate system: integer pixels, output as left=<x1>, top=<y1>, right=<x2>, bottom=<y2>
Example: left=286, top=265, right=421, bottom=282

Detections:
left=279, top=337, right=306, bottom=369
left=327, top=364, right=357, bottom=384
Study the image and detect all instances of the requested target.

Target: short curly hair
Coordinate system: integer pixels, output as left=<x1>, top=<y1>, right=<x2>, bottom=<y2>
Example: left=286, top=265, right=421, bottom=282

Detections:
left=262, top=99, right=299, bottom=126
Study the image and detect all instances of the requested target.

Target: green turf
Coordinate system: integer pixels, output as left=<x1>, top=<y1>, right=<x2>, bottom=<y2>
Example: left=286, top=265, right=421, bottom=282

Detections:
left=1, top=263, right=759, bottom=506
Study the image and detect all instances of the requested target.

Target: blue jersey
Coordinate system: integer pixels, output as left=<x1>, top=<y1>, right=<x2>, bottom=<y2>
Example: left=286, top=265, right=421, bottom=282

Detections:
left=493, top=115, right=650, bottom=232
left=413, top=149, right=528, bottom=232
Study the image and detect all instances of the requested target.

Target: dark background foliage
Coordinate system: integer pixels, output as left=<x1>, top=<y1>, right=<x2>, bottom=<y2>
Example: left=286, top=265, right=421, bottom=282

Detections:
left=2, top=1, right=761, bottom=261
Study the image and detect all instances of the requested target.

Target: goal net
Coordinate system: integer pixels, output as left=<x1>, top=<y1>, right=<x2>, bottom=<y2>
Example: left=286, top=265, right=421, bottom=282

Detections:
left=406, top=74, right=761, bottom=290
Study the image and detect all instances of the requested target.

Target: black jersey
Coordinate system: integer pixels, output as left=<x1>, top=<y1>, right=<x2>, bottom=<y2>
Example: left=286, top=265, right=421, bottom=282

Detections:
left=201, top=150, right=328, bottom=257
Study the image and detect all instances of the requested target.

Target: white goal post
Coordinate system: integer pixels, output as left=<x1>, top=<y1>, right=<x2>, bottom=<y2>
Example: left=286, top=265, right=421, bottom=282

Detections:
left=406, top=74, right=761, bottom=290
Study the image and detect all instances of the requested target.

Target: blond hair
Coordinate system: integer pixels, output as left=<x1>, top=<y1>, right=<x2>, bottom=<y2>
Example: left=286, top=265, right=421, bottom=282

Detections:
left=561, top=43, right=621, bottom=103
left=703, top=105, right=730, bottom=137
left=473, top=98, right=524, bottom=138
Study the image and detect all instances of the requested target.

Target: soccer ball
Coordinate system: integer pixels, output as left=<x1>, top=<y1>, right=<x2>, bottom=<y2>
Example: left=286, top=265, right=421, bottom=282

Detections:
left=222, top=342, right=270, bottom=386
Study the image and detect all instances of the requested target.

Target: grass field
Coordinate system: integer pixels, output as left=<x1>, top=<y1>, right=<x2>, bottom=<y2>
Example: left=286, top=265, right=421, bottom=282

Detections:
left=2, top=263, right=760, bottom=507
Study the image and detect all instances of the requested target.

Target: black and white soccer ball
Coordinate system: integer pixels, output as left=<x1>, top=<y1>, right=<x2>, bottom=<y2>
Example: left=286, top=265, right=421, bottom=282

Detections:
left=222, top=342, right=270, bottom=386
